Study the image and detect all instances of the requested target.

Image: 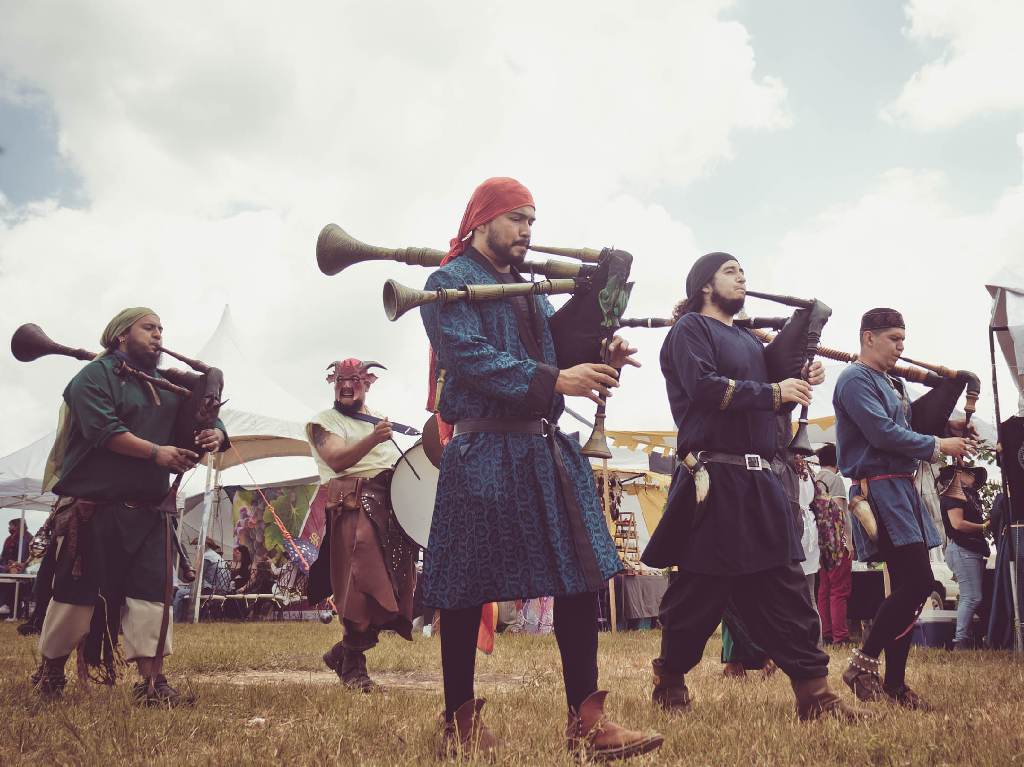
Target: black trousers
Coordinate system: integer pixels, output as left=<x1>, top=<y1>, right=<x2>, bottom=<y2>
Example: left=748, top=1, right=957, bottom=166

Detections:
left=861, top=543, right=932, bottom=688
left=722, top=604, right=770, bottom=669
left=659, top=561, right=828, bottom=680
left=441, top=591, right=599, bottom=716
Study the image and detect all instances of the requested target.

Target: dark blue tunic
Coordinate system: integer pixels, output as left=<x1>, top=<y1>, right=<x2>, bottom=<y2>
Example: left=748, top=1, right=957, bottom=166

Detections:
left=419, top=248, right=621, bottom=609
left=642, top=314, right=803, bottom=575
left=833, top=363, right=941, bottom=560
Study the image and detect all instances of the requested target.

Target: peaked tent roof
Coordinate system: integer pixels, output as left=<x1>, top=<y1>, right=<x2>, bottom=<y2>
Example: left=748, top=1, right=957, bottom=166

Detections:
left=986, top=266, right=1024, bottom=400
left=196, top=305, right=315, bottom=470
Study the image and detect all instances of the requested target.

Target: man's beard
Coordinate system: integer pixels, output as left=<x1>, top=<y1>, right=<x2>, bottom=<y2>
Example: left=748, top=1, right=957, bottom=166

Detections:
left=334, top=397, right=364, bottom=415
left=486, top=230, right=528, bottom=267
left=125, top=340, right=160, bottom=370
left=710, top=289, right=745, bottom=316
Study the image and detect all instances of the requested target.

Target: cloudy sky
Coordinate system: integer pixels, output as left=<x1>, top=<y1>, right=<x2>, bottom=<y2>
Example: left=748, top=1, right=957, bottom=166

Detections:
left=2, top=0, right=1023, bottom=464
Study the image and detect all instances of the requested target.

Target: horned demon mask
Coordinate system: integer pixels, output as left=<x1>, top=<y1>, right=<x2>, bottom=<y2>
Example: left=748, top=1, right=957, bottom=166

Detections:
left=326, top=358, right=386, bottom=407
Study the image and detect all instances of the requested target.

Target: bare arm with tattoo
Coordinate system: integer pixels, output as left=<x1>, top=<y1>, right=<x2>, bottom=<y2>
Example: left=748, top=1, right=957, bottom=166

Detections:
left=309, top=420, right=393, bottom=473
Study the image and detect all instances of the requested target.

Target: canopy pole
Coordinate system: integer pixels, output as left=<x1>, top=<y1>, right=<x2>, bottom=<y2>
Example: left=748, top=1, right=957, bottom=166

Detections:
left=190, top=455, right=220, bottom=624
left=991, top=325, right=1022, bottom=653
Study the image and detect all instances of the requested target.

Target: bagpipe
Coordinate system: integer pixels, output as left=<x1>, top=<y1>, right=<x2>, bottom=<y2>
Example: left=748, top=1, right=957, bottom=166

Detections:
left=11, top=322, right=226, bottom=462
left=11, top=323, right=229, bottom=583
left=743, top=303, right=982, bottom=514
left=316, top=223, right=635, bottom=458
left=741, top=286, right=978, bottom=454
left=623, top=290, right=980, bottom=510
left=618, top=290, right=834, bottom=456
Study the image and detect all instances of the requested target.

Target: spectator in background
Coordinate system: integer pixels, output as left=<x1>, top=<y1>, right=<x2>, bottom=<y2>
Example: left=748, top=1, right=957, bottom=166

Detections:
left=200, top=538, right=230, bottom=596
left=239, top=551, right=278, bottom=595
left=814, top=444, right=853, bottom=646
left=795, top=457, right=821, bottom=622
left=1, top=519, right=32, bottom=570
left=1, top=519, right=33, bottom=617
left=172, top=570, right=190, bottom=623
left=939, top=465, right=990, bottom=650
left=230, top=545, right=253, bottom=593
left=238, top=551, right=280, bottom=620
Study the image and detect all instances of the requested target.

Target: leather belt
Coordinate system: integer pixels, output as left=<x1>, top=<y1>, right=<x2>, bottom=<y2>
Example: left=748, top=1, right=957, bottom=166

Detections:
left=695, top=450, right=773, bottom=472
left=453, top=417, right=555, bottom=437
left=864, top=473, right=915, bottom=482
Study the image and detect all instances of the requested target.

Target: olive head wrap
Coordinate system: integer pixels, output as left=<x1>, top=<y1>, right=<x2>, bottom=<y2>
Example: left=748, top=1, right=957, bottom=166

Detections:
left=99, top=307, right=158, bottom=353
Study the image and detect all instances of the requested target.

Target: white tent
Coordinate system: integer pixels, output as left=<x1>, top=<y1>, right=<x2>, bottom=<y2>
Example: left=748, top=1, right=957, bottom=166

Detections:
left=196, top=305, right=316, bottom=471
left=175, top=305, right=320, bottom=571
left=0, top=433, right=53, bottom=545
left=0, top=432, right=59, bottom=512
left=987, top=266, right=1024, bottom=410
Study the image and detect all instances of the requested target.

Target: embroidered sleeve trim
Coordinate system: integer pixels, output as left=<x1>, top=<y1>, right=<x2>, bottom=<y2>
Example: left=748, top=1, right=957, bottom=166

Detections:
left=719, top=379, right=737, bottom=410
left=771, top=383, right=782, bottom=411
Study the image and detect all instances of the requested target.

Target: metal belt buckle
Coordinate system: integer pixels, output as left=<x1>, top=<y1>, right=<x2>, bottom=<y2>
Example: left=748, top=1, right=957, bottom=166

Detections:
left=540, top=417, right=552, bottom=438
left=744, top=454, right=764, bottom=471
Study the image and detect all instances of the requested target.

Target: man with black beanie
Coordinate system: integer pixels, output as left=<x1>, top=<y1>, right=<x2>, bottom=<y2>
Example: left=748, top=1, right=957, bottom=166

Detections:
left=644, top=253, right=865, bottom=721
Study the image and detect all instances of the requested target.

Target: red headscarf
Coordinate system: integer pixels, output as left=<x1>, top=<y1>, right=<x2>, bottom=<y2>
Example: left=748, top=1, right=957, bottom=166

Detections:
left=443, top=177, right=535, bottom=263
left=428, top=178, right=536, bottom=440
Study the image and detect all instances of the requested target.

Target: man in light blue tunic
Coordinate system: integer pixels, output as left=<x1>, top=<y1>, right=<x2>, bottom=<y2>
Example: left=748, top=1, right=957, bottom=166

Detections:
left=833, top=307, right=975, bottom=710
left=420, top=177, right=662, bottom=761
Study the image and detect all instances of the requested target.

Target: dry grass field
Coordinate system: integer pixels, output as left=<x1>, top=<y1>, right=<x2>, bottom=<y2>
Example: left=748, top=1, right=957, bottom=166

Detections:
left=1, top=620, right=1022, bottom=766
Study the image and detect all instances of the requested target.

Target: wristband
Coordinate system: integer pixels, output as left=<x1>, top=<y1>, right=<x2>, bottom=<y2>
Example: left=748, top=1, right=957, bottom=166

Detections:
left=149, top=443, right=159, bottom=462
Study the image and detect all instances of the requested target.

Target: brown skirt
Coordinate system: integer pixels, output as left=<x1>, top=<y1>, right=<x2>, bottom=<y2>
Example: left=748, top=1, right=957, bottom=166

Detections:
left=326, top=475, right=416, bottom=638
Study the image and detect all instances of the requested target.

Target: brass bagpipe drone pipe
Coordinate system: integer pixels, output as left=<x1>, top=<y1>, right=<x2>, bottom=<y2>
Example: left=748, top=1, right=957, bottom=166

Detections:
left=316, top=223, right=635, bottom=458
left=10, top=323, right=227, bottom=460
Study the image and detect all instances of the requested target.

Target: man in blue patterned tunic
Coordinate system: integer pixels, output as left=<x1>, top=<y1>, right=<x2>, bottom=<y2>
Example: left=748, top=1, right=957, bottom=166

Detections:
left=834, top=307, right=975, bottom=710
left=643, top=253, right=864, bottom=722
left=419, top=177, right=663, bottom=761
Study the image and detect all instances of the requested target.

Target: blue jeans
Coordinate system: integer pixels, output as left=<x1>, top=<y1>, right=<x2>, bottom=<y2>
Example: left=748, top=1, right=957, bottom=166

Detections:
left=945, top=541, right=985, bottom=644
left=172, top=586, right=191, bottom=623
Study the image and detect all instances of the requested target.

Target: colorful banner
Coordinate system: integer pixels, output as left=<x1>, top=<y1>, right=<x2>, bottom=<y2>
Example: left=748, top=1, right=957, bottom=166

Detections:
left=230, top=482, right=319, bottom=558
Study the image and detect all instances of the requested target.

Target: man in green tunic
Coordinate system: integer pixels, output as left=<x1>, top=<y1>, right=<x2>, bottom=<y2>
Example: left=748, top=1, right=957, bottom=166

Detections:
left=34, top=308, right=227, bottom=705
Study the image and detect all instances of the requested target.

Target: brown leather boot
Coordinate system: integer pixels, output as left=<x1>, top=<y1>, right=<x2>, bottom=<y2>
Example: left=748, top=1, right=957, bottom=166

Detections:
left=324, top=641, right=378, bottom=692
left=566, top=690, right=664, bottom=761
left=842, top=649, right=885, bottom=702
left=651, top=658, right=691, bottom=712
left=791, top=677, right=872, bottom=722
left=339, top=648, right=377, bottom=692
left=33, top=655, right=69, bottom=701
left=437, top=698, right=498, bottom=761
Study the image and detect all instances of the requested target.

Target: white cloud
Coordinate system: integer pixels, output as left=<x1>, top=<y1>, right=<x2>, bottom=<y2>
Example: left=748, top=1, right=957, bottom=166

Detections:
left=0, top=0, right=789, bottom=451
left=768, top=158, right=1024, bottom=422
left=884, top=0, right=1024, bottom=129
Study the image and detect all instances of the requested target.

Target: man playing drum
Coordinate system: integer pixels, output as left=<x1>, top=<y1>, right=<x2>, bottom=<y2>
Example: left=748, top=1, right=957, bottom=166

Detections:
left=419, top=177, right=663, bottom=761
left=305, top=358, right=417, bottom=691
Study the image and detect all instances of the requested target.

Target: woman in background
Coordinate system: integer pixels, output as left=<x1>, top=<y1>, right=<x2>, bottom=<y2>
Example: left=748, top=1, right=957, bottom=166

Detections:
left=939, top=465, right=990, bottom=650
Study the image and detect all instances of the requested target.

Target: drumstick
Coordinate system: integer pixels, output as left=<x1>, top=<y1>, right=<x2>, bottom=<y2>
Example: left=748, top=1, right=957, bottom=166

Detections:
left=391, top=438, right=421, bottom=480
